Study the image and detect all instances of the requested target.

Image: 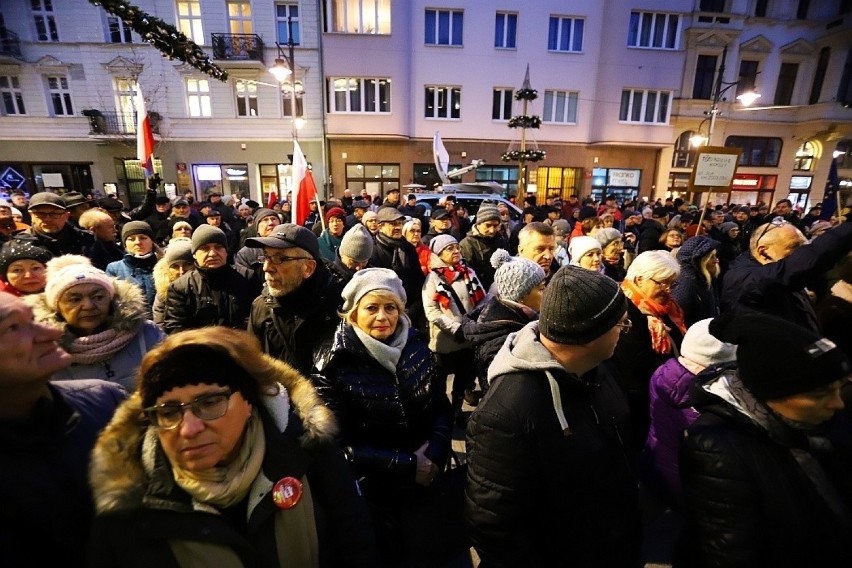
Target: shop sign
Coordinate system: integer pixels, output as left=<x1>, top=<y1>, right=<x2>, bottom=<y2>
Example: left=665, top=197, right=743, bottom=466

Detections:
left=607, top=169, right=640, bottom=187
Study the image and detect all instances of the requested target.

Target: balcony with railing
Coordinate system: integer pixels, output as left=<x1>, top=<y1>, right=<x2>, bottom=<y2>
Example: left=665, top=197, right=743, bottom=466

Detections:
left=211, top=33, right=265, bottom=63
left=84, top=110, right=161, bottom=137
left=0, top=27, right=23, bottom=60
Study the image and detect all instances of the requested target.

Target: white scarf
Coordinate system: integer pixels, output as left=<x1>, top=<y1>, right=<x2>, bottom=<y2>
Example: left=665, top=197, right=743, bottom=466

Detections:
left=351, top=315, right=410, bottom=373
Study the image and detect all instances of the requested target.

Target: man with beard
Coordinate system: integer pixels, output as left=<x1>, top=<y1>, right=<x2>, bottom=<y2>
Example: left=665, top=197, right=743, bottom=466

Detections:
left=246, top=224, right=345, bottom=375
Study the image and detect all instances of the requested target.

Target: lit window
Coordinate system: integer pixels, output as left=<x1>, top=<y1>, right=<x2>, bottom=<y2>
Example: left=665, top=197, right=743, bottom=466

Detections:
left=176, top=1, right=204, bottom=44
left=236, top=79, right=258, bottom=117
left=327, top=0, right=391, bottom=34
left=425, top=86, right=461, bottom=119
left=186, top=78, right=212, bottom=117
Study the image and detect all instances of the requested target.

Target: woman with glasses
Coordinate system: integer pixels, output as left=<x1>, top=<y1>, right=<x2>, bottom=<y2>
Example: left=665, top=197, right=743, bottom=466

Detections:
left=403, top=218, right=431, bottom=276
left=88, top=327, right=378, bottom=567
left=611, top=250, right=687, bottom=448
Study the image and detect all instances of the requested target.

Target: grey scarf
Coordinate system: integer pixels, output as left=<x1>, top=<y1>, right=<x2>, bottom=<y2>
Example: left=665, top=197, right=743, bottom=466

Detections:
left=351, top=315, right=410, bottom=373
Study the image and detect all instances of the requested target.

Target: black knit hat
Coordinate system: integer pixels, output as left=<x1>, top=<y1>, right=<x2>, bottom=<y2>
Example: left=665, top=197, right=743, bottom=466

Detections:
left=191, top=224, right=228, bottom=253
left=578, top=206, right=597, bottom=221
left=709, top=313, right=850, bottom=400
left=121, top=220, right=154, bottom=243
left=539, top=265, right=627, bottom=345
left=139, top=344, right=259, bottom=407
left=0, top=238, right=53, bottom=279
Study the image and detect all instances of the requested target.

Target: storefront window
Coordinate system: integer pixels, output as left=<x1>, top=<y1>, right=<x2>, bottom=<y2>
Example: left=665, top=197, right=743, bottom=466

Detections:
left=345, top=163, right=399, bottom=198
left=259, top=163, right=294, bottom=203
left=590, top=167, right=639, bottom=202
left=115, top=159, right=164, bottom=206
left=192, top=164, right=250, bottom=200
left=535, top=166, right=580, bottom=204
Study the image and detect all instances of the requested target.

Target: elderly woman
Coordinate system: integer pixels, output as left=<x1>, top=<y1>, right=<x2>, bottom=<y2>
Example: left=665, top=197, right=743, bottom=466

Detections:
left=318, top=206, right=347, bottom=261
left=29, top=255, right=165, bottom=390
left=312, top=268, right=458, bottom=567
left=361, top=210, right=379, bottom=236
left=0, top=238, right=51, bottom=296
left=106, top=221, right=160, bottom=316
left=152, top=238, right=194, bottom=325
left=611, top=250, right=687, bottom=446
left=170, top=220, right=193, bottom=243
left=596, top=228, right=627, bottom=282
left=671, top=236, right=721, bottom=327
left=87, top=327, right=377, bottom=567
left=568, top=235, right=604, bottom=272
left=403, top=218, right=430, bottom=275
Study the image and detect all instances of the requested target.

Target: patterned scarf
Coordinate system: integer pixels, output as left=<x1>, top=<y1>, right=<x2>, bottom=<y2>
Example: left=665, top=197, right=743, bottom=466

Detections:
left=432, top=261, right=485, bottom=311
left=621, top=279, right=687, bottom=355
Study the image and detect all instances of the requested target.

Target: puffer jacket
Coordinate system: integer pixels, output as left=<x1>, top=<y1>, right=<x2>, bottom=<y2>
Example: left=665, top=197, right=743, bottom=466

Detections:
left=0, top=380, right=126, bottom=568
left=312, top=321, right=452, bottom=486
left=28, top=279, right=166, bottom=390
left=465, top=322, right=641, bottom=568
left=460, top=294, right=536, bottom=382
left=459, top=228, right=507, bottom=290
left=88, top=360, right=378, bottom=568
left=422, top=254, right=482, bottom=353
left=106, top=253, right=159, bottom=316
left=671, top=236, right=720, bottom=327
left=677, top=370, right=852, bottom=568
left=162, top=263, right=262, bottom=333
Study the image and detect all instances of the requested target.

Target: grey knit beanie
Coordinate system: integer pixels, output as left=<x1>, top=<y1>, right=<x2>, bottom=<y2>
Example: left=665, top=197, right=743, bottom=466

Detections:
left=340, top=267, right=407, bottom=312
left=720, top=222, right=739, bottom=235
left=539, top=265, right=627, bottom=344
left=476, top=204, right=501, bottom=225
left=339, top=225, right=374, bottom=263
left=163, top=239, right=194, bottom=266
left=122, top=220, right=154, bottom=242
left=595, top=228, right=622, bottom=249
left=191, top=224, right=228, bottom=253
left=490, top=249, right=545, bottom=303
left=430, top=234, right=458, bottom=255
left=552, top=219, right=571, bottom=237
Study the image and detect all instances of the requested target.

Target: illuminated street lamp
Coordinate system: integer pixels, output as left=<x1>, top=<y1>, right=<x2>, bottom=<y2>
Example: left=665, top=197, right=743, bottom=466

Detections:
left=268, top=16, right=301, bottom=140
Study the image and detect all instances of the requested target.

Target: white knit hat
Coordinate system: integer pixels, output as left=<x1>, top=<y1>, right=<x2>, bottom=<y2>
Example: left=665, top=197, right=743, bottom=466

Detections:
left=44, top=255, right=115, bottom=311
left=568, top=236, right=602, bottom=266
left=680, top=318, right=737, bottom=370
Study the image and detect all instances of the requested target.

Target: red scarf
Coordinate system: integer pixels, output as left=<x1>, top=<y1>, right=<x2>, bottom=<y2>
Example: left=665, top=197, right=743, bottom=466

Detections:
left=432, top=261, right=485, bottom=311
left=621, top=279, right=687, bottom=355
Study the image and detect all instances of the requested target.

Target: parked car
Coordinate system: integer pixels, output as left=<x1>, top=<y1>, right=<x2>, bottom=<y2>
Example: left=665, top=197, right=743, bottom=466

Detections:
left=415, top=194, right=523, bottom=223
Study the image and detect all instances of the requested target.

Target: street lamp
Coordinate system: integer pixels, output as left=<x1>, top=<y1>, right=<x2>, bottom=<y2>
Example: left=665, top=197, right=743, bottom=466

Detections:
left=268, top=16, right=301, bottom=139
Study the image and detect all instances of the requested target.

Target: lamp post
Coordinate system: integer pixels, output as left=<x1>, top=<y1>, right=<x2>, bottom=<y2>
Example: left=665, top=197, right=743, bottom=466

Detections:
left=268, top=16, right=300, bottom=140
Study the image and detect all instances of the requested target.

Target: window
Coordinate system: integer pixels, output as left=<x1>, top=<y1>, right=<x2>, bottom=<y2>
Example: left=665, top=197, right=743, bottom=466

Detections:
left=176, top=1, right=204, bottom=44
left=276, top=3, right=300, bottom=45
left=328, top=78, right=390, bottom=113
left=476, top=166, right=518, bottom=194
left=839, top=49, right=852, bottom=107
left=797, top=0, right=810, bottom=19
left=755, top=0, right=768, bottom=17
left=114, top=78, right=138, bottom=132
left=116, top=158, right=164, bottom=207
left=425, top=86, right=460, bottom=119
left=627, top=11, right=679, bottom=50
left=492, top=88, right=513, bottom=121
left=46, top=76, right=73, bottom=116
left=0, top=76, right=26, bottom=115
left=228, top=1, right=253, bottom=34
left=282, top=81, right=304, bottom=117
left=327, top=0, right=391, bottom=34
left=547, top=16, right=584, bottom=52
left=725, top=136, right=782, bottom=167
left=542, top=90, right=578, bottom=124
left=186, top=78, right=212, bottom=117
left=693, top=55, right=717, bottom=100
left=700, top=0, right=726, bottom=11
left=235, top=79, right=258, bottom=117
left=495, top=12, right=517, bottom=49
left=619, top=89, right=671, bottom=124
left=793, top=141, right=815, bottom=170
left=345, top=163, right=399, bottom=195
left=672, top=131, right=698, bottom=169
left=809, top=47, right=830, bottom=104
left=32, top=0, right=58, bottom=41
left=106, top=16, right=133, bottom=43
left=425, top=9, right=463, bottom=46
left=737, top=60, right=759, bottom=96
left=774, top=62, right=798, bottom=105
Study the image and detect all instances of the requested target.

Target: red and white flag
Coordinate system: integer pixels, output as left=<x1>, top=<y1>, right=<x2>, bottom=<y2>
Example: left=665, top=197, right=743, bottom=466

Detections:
left=291, top=140, right=318, bottom=226
left=136, top=86, right=155, bottom=176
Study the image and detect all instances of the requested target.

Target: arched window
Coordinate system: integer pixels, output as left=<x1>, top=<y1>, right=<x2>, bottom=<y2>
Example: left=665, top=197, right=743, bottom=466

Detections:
left=793, top=141, right=815, bottom=171
left=672, top=131, right=697, bottom=168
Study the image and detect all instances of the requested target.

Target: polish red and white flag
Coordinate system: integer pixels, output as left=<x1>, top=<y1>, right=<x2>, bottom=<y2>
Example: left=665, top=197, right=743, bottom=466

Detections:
left=291, top=140, right=318, bottom=226
left=136, top=86, right=156, bottom=176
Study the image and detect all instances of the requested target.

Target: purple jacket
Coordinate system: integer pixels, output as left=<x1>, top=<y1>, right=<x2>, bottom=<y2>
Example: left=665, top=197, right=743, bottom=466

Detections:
left=642, top=357, right=700, bottom=506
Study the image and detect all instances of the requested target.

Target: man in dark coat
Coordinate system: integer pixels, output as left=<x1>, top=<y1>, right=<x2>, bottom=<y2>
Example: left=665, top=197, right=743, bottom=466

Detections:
left=637, top=206, right=668, bottom=253
left=720, top=219, right=852, bottom=332
left=370, top=206, right=425, bottom=323
left=466, top=266, right=642, bottom=568
left=247, top=223, right=345, bottom=376
left=16, top=192, right=95, bottom=258
left=0, top=291, right=126, bottom=568
left=678, top=313, right=852, bottom=568
left=459, top=204, right=507, bottom=290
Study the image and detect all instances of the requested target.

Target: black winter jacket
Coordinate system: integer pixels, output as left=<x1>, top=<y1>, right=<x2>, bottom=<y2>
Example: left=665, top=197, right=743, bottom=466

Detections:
left=370, top=232, right=425, bottom=312
left=17, top=223, right=95, bottom=258
left=637, top=218, right=665, bottom=253
left=312, top=322, right=452, bottom=485
left=677, top=370, right=852, bottom=568
left=671, top=236, right=720, bottom=327
left=162, top=263, right=262, bottom=333
left=465, top=323, right=641, bottom=568
left=459, top=231, right=507, bottom=290
left=461, top=294, right=535, bottom=381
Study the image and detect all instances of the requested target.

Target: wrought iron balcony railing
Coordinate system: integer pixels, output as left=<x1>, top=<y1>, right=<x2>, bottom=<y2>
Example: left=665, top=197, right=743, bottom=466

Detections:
left=211, top=33, right=265, bottom=62
left=0, top=27, right=22, bottom=59
left=84, top=110, right=161, bottom=136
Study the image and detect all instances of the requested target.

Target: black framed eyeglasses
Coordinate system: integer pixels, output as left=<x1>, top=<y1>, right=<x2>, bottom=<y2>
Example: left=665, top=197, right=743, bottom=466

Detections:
left=755, top=216, right=787, bottom=248
left=261, top=254, right=313, bottom=266
left=144, top=389, right=233, bottom=430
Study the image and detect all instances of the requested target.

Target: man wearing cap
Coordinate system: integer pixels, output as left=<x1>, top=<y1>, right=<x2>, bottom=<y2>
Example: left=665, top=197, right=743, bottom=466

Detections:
left=382, top=187, right=401, bottom=208
left=345, top=199, right=369, bottom=230
left=162, top=225, right=262, bottom=333
left=398, top=193, right=420, bottom=218
left=156, top=197, right=202, bottom=244
left=62, top=191, right=90, bottom=228
left=459, top=203, right=508, bottom=290
left=733, top=205, right=756, bottom=248
left=423, top=207, right=460, bottom=246
left=303, top=198, right=321, bottom=230
left=318, top=207, right=348, bottom=262
left=678, top=312, right=852, bottom=568
left=246, top=224, right=346, bottom=375
left=370, top=206, right=426, bottom=322
left=234, top=207, right=281, bottom=276
left=16, top=192, right=95, bottom=258
left=465, top=265, right=641, bottom=567
left=204, top=208, right=240, bottom=255
left=208, top=191, right=236, bottom=225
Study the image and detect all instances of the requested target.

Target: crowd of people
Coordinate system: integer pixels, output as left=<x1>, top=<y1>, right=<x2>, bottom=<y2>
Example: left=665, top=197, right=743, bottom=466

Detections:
left=1, top=183, right=851, bottom=568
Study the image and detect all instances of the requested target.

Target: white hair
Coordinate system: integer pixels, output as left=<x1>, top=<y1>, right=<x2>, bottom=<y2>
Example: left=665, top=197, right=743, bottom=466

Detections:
left=626, top=250, right=680, bottom=282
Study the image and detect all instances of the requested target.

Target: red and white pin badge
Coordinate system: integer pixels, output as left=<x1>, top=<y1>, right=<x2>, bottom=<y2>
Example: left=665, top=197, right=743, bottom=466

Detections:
left=272, top=476, right=303, bottom=509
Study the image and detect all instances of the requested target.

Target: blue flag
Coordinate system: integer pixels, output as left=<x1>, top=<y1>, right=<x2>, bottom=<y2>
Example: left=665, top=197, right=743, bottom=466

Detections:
left=820, top=158, right=839, bottom=221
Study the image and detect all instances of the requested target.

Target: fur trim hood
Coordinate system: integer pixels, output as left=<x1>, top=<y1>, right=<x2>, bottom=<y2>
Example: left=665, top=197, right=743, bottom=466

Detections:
left=27, top=276, right=147, bottom=339
left=89, top=353, right=337, bottom=514
left=153, top=255, right=175, bottom=298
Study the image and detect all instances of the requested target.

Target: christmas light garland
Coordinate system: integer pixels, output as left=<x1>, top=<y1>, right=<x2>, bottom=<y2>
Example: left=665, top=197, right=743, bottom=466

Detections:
left=501, top=149, right=546, bottom=162
left=507, top=115, right=542, bottom=129
left=89, top=0, right=228, bottom=81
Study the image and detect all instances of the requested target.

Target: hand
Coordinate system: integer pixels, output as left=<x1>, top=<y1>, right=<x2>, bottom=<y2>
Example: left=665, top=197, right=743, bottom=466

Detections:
left=435, top=315, right=456, bottom=331
left=414, top=441, right=438, bottom=487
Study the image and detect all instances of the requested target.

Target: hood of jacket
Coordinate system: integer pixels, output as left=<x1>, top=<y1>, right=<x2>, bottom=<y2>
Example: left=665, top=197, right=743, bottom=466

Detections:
left=28, top=277, right=147, bottom=339
left=89, top=358, right=337, bottom=514
left=153, top=255, right=176, bottom=298
left=462, top=295, right=533, bottom=347
left=488, top=321, right=565, bottom=381
left=676, top=236, right=719, bottom=269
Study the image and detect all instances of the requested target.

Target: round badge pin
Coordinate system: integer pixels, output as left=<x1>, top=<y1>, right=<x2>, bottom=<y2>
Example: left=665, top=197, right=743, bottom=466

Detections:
left=272, top=476, right=303, bottom=509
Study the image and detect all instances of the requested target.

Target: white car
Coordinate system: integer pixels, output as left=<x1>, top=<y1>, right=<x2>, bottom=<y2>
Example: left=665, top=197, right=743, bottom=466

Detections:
left=415, top=193, right=523, bottom=224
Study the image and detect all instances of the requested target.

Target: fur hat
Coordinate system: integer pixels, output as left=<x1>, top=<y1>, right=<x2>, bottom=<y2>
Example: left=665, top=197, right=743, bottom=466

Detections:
left=340, top=267, right=406, bottom=312
left=430, top=234, right=458, bottom=255
left=0, top=238, right=52, bottom=279
left=568, top=236, right=602, bottom=266
left=121, top=221, right=154, bottom=242
left=491, top=249, right=545, bottom=303
left=44, top=255, right=115, bottom=311
left=339, top=225, right=374, bottom=263
left=191, top=225, right=227, bottom=254
left=680, top=318, right=737, bottom=370
left=539, top=265, right=627, bottom=345
left=709, top=313, right=850, bottom=401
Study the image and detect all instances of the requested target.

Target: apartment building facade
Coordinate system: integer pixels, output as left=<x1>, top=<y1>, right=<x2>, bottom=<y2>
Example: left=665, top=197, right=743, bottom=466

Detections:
left=1, top=0, right=850, bottom=209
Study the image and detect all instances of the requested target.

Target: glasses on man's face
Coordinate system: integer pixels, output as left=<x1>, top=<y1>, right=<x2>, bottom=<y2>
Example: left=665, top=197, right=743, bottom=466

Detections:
left=30, top=210, right=67, bottom=219
left=755, top=216, right=788, bottom=248
left=261, top=253, right=312, bottom=266
left=616, top=318, right=633, bottom=333
left=144, top=389, right=233, bottom=430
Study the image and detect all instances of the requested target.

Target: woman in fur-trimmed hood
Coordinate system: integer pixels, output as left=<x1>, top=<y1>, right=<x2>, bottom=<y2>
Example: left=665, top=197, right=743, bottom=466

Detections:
left=27, top=254, right=165, bottom=390
left=88, top=327, right=377, bottom=568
